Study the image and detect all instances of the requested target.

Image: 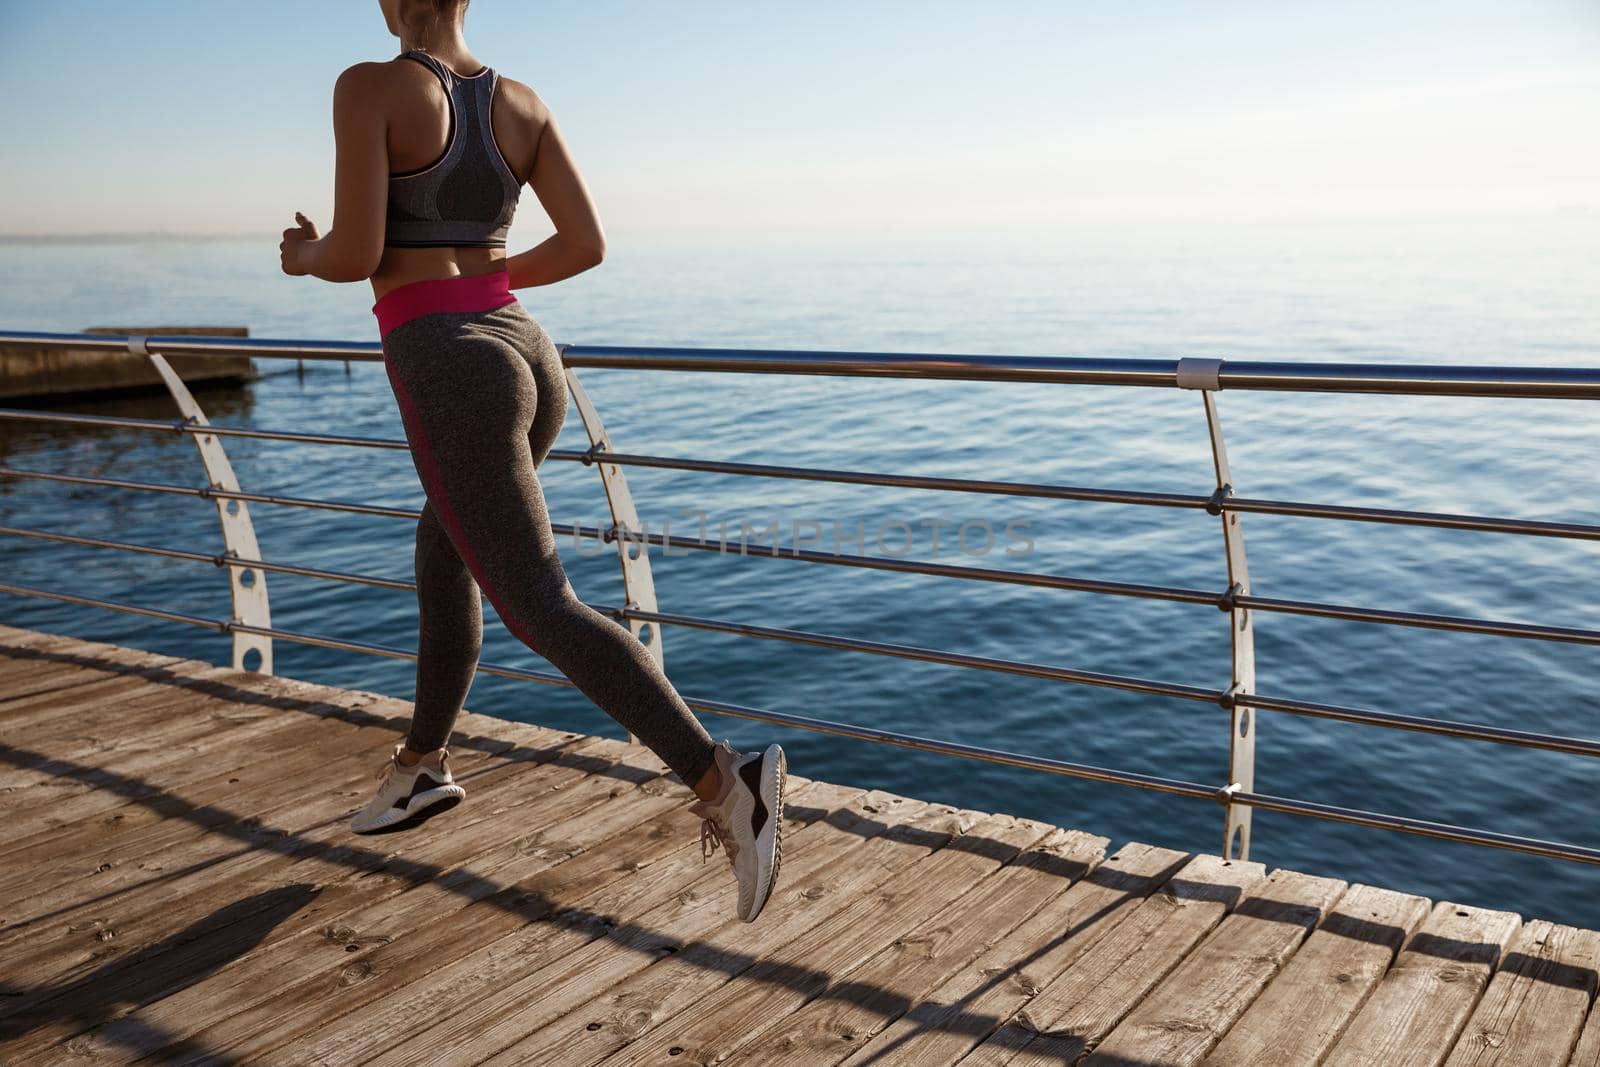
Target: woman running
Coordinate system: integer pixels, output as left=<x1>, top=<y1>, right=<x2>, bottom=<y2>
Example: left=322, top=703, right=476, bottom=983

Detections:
left=277, top=0, right=785, bottom=922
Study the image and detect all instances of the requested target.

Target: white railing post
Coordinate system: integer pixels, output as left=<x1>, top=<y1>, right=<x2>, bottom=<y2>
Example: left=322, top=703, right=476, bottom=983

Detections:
left=134, top=336, right=273, bottom=674
left=1178, top=357, right=1255, bottom=860
left=561, top=355, right=665, bottom=744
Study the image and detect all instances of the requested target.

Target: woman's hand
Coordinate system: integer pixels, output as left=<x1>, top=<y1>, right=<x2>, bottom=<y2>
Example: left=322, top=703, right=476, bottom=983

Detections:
left=279, top=212, right=321, bottom=276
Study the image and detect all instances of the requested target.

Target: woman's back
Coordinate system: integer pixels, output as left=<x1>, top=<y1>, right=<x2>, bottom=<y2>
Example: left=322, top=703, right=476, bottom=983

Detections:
left=370, top=49, right=546, bottom=297
left=384, top=50, right=522, bottom=250
left=279, top=2, right=607, bottom=301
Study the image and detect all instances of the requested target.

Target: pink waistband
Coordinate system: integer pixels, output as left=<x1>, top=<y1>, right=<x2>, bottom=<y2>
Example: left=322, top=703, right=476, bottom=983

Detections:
left=371, top=270, right=518, bottom=338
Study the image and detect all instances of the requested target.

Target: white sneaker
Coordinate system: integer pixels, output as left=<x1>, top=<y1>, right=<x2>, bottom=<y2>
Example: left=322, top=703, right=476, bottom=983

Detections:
left=690, top=739, right=786, bottom=922
left=350, top=744, right=466, bottom=835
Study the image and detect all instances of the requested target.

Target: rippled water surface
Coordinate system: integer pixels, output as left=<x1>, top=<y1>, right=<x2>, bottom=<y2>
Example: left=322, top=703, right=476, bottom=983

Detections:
left=2, top=216, right=1597, bottom=924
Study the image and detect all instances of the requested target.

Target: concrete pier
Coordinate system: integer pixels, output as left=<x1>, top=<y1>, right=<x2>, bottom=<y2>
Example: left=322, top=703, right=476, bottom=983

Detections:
left=0, top=326, right=258, bottom=402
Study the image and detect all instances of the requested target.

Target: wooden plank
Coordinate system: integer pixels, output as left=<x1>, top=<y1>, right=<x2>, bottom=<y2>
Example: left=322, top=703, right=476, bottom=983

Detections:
left=0, top=670, right=416, bottom=831
left=0, top=632, right=189, bottom=674
left=0, top=631, right=188, bottom=678
left=0, top=664, right=394, bottom=750
left=0, top=672, right=288, bottom=833
left=734, top=826, right=1109, bottom=1066
left=409, top=793, right=953, bottom=1067
left=1086, top=869, right=1348, bottom=1065
left=0, top=734, right=663, bottom=1060
left=1441, top=920, right=1600, bottom=1067
left=0, top=667, right=216, bottom=751
left=200, top=771, right=728, bottom=1062
left=0, top=643, right=381, bottom=749
left=0, top=708, right=569, bottom=896
left=255, top=778, right=853, bottom=1066
left=0, top=730, right=614, bottom=992
left=961, top=852, right=1267, bottom=1066
left=2, top=630, right=1595, bottom=1067
left=151, top=778, right=862, bottom=1067
left=0, top=661, right=330, bottom=763
left=0, top=717, right=587, bottom=945
left=1202, top=882, right=1431, bottom=1066
left=1322, top=900, right=1521, bottom=1067
left=200, top=776, right=850, bottom=1064
left=0, top=685, right=372, bottom=847
left=0, top=662, right=305, bottom=825
left=0, top=705, right=439, bottom=903
left=593, top=812, right=1058, bottom=1066
left=0, top=639, right=202, bottom=718
left=838, top=842, right=1191, bottom=1067
left=1567, top=994, right=1600, bottom=1067
left=0, top=629, right=197, bottom=669
left=0, top=682, right=404, bottom=844
left=0, top=699, right=568, bottom=884
left=0, top=656, right=172, bottom=707
left=9, top=733, right=622, bottom=1062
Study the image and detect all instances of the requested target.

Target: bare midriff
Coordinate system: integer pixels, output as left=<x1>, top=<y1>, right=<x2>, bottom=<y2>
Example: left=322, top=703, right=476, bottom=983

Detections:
left=369, top=245, right=510, bottom=302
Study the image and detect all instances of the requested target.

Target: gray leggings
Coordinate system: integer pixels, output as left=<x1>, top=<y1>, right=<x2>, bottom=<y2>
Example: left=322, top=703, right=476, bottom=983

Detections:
left=377, top=294, right=717, bottom=787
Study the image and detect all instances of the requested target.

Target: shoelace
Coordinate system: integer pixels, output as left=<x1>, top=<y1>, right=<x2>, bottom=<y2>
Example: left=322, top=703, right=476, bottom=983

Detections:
left=699, top=816, right=723, bottom=861
left=375, top=750, right=424, bottom=786
left=692, top=741, right=744, bottom=864
left=691, top=801, right=738, bottom=864
left=376, top=749, right=444, bottom=784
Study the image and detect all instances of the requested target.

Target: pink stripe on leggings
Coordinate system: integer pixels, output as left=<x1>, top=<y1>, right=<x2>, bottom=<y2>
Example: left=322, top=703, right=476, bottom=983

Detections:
left=379, top=351, right=545, bottom=658
left=372, top=269, right=518, bottom=339
left=374, top=270, right=525, bottom=648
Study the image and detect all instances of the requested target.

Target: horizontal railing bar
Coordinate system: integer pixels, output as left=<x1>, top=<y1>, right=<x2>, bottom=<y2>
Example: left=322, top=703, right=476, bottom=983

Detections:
left=611, top=604, right=1600, bottom=758
left=0, top=407, right=411, bottom=451
left=1240, top=691, right=1600, bottom=759
left=11, top=409, right=1600, bottom=542
left=677, top=697, right=1222, bottom=800
left=0, top=583, right=223, bottom=630
left=1226, top=496, right=1600, bottom=541
left=560, top=345, right=1600, bottom=399
left=1211, top=362, right=1600, bottom=401
left=0, top=525, right=219, bottom=566
left=0, top=467, right=424, bottom=519
left=0, top=329, right=384, bottom=362
left=6, top=577, right=1598, bottom=864
left=561, top=345, right=1184, bottom=385
left=0, top=525, right=417, bottom=592
left=8, top=530, right=1599, bottom=758
left=1233, top=791, right=1600, bottom=865
left=0, top=578, right=1219, bottom=800
left=607, top=604, right=1218, bottom=702
left=4, top=328, right=1600, bottom=398
left=0, top=468, right=1221, bottom=604
left=1237, top=593, right=1600, bottom=647
left=590, top=448, right=1600, bottom=541
left=596, top=525, right=1223, bottom=605
left=9, top=471, right=1600, bottom=647
left=577, top=449, right=1211, bottom=509
left=0, top=521, right=1217, bottom=701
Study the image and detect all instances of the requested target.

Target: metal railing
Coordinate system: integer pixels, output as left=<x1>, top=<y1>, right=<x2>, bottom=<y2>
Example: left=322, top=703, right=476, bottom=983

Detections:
left=3, top=327, right=1600, bottom=866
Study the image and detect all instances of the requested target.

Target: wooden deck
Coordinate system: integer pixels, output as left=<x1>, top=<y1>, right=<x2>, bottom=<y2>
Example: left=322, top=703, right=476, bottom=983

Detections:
left=1, top=624, right=1598, bottom=1066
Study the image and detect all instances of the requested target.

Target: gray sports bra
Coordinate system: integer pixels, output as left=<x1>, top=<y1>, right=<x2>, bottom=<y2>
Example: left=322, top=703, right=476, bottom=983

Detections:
left=385, top=49, right=522, bottom=248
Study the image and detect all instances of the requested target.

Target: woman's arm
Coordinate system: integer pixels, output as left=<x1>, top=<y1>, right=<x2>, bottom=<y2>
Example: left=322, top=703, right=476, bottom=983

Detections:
left=281, top=63, right=389, bottom=283
left=505, top=100, right=608, bottom=289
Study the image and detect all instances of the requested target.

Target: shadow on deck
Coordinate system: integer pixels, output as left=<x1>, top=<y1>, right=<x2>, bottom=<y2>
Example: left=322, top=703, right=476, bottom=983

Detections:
left=0, top=624, right=1595, bottom=1066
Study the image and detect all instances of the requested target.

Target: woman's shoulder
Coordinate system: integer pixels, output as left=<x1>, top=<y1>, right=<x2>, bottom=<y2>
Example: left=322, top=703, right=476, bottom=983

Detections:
left=491, top=73, right=552, bottom=125
left=335, top=59, right=400, bottom=88
left=333, top=56, right=452, bottom=95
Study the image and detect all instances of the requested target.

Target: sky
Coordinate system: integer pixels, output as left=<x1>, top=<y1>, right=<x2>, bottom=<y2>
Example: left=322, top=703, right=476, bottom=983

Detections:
left=0, top=0, right=1596, bottom=239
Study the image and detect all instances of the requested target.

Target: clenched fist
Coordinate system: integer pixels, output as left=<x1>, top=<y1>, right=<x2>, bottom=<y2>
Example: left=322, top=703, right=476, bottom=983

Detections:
left=280, top=211, right=320, bottom=276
